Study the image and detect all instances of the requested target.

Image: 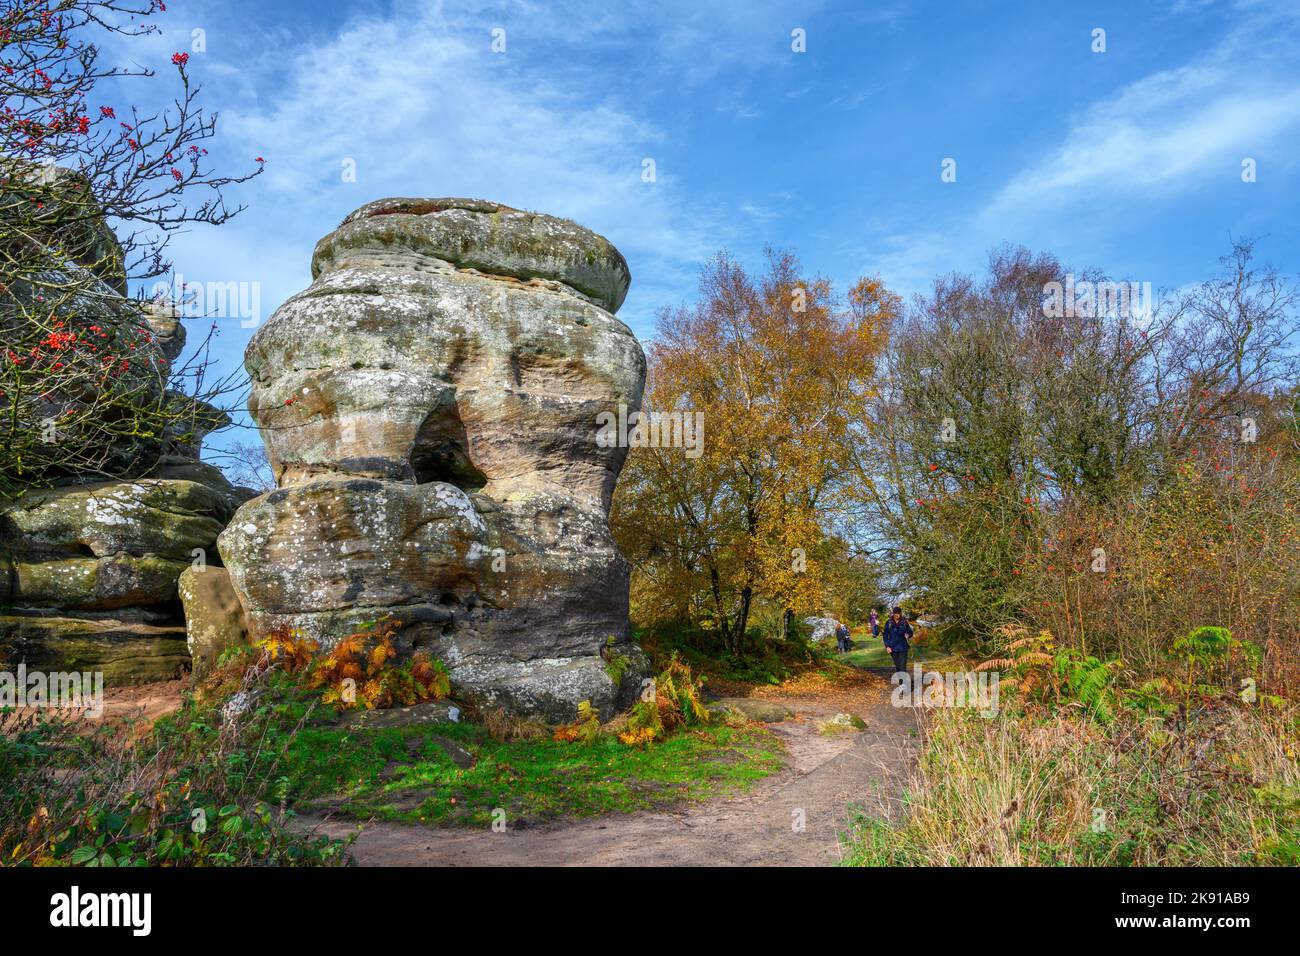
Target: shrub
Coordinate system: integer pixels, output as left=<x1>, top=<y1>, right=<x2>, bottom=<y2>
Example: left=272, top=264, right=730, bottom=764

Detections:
left=553, top=700, right=601, bottom=744
left=850, top=616, right=1298, bottom=867
left=844, top=701, right=1299, bottom=867
left=550, top=656, right=712, bottom=748
left=617, top=656, right=710, bottom=747
left=976, top=625, right=1120, bottom=723
left=258, top=623, right=450, bottom=710
left=653, top=656, right=710, bottom=727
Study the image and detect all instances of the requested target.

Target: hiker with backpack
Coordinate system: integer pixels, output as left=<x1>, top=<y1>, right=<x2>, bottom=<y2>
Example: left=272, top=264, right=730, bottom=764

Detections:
left=882, top=606, right=914, bottom=676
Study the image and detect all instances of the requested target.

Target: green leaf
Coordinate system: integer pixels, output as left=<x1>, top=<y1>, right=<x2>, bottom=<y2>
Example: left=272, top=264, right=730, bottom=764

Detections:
left=70, top=846, right=97, bottom=864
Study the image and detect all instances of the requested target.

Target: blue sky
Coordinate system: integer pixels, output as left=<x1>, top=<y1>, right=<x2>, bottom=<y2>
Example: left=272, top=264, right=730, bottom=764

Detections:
left=104, top=0, right=1300, bottom=458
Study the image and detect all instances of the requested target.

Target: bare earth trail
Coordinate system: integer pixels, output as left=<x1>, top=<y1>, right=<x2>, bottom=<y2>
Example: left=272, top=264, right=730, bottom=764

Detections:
left=309, top=668, right=921, bottom=866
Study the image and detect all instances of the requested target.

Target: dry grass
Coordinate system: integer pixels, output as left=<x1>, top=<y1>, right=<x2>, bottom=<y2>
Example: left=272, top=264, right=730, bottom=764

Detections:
left=480, top=706, right=548, bottom=743
left=845, top=701, right=1300, bottom=866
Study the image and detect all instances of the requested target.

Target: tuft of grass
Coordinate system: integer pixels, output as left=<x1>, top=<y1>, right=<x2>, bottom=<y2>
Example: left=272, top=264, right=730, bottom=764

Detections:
left=818, top=712, right=867, bottom=736
left=481, top=707, right=547, bottom=743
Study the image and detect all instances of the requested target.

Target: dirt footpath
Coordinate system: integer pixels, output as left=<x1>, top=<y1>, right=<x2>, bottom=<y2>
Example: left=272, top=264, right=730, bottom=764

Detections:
left=307, top=670, right=920, bottom=866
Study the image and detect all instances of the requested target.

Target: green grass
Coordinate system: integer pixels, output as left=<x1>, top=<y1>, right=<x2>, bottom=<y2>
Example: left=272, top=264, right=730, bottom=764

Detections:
left=1, top=660, right=785, bottom=866
left=146, top=660, right=788, bottom=837
left=839, top=633, right=965, bottom=672
left=284, top=719, right=786, bottom=827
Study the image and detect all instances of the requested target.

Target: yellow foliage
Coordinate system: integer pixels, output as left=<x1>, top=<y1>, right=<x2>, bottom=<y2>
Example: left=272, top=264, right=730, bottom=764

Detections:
left=617, top=726, right=658, bottom=747
left=550, top=659, right=712, bottom=748
left=611, top=250, right=897, bottom=645
left=260, top=623, right=453, bottom=711
left=259, top=628, right=318, bottom=673
left=552, top=699, right=601, bottom=744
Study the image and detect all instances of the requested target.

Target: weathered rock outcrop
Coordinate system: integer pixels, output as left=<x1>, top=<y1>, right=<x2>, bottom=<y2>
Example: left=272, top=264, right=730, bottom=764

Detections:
left=0, top=607, right=192, bottom=683
left=804, top=616, right=845, bottom=644
left=0, top=169, right=251, bottom=680
left=0, top=469, right=246, bottom=681
left=219, top=198, right=648, bottom=721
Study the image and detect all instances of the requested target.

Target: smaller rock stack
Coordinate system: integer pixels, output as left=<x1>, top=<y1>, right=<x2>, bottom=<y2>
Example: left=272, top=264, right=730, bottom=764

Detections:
left=0, top=471, right=240, bottom=682
left=0, top=166, right=251, bottom=682
left=0, top=325, right=251, bottom=681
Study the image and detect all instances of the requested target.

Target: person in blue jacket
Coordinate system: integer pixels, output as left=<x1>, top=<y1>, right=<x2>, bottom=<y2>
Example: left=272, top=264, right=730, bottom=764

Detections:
left=882, top=606, right=913, bottom=676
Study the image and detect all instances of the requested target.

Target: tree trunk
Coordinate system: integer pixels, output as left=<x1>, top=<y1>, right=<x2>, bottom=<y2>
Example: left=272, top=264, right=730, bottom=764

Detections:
left=708, top=563, right=731, bottom=652
left=729, top=586, right=754, bottom=655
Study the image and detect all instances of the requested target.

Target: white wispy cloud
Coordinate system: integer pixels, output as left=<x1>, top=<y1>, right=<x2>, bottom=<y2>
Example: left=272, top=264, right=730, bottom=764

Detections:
left=986, top=62, right=1300, bottom=218
left=151, top=0, right=828, bottom=352
left=854, top=1, right=1300, bottom=299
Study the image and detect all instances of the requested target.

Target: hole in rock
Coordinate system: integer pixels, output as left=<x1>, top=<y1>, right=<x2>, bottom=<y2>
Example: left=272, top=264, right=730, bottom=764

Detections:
left=409, top=623, right=448, bottom=652
left=408, top=400, right=487, bottom=490
left=410, top=615, right=459, bottom=651
left=146, top=598, right=187, bottom=628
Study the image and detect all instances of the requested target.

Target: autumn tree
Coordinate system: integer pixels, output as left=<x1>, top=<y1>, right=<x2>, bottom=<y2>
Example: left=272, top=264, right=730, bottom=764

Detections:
left=846, top=247, right=1151, bottom=635
left=853, top=241, right=1299, bottom=672
left=612, top=249, right=896, bottom=655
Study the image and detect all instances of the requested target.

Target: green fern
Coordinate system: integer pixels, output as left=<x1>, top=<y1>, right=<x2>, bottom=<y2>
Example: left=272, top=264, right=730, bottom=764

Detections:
left=1053, top=649, right=1119, bottom=723
left=1170, top=626, right=1246, bottom=709
left=1173, top=626, right=1232, bottom=661
left=604, top=652, right=629, bottom=686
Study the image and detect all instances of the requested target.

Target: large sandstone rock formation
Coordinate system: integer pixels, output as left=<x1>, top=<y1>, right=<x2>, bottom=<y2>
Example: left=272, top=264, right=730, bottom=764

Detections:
left=218, top=198, right=648, bottom=721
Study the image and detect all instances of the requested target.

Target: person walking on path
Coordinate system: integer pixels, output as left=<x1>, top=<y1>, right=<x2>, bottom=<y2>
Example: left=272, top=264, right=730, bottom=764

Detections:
left=882, top=606, right=914, bottom=677
left=835, top=620, right=852, bottom=653
left=870, top=608, right=880, bottom=640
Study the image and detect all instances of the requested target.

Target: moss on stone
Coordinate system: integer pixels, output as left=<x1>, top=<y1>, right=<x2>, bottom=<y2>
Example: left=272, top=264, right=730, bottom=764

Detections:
left=0, top=613, right=188, bottom=684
